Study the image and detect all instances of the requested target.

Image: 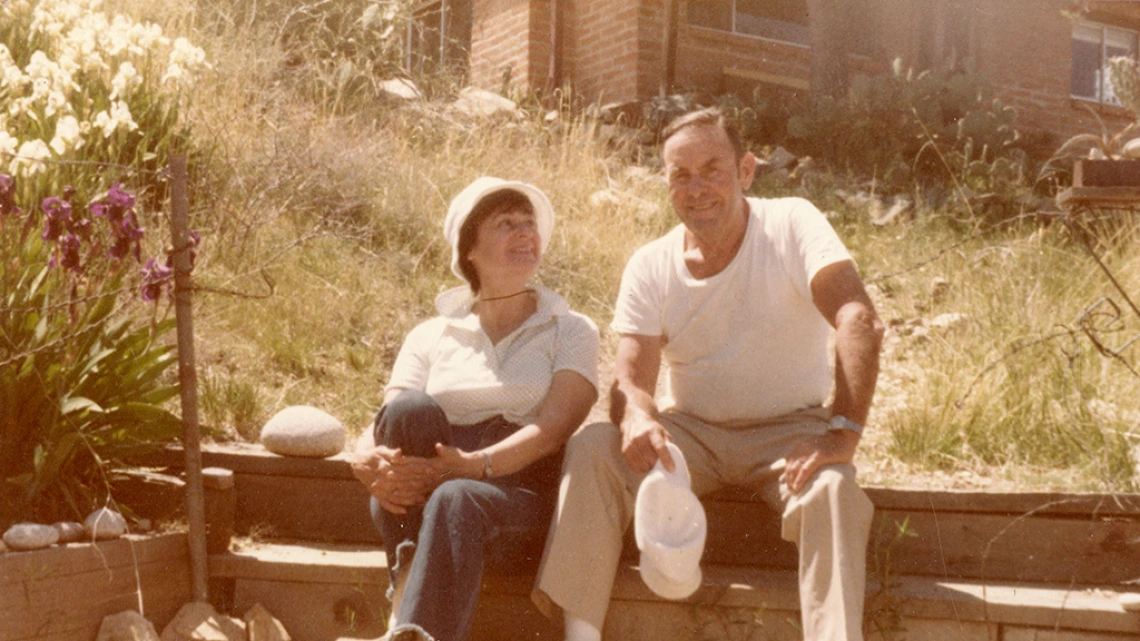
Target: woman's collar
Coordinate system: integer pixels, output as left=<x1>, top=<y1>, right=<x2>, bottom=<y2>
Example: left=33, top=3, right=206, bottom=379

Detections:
left=434, top=283, right=569, bottom=325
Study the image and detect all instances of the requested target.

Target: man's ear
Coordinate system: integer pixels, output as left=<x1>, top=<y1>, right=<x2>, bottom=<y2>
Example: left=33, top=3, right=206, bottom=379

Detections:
left=739, top=152, right=757, bottom=190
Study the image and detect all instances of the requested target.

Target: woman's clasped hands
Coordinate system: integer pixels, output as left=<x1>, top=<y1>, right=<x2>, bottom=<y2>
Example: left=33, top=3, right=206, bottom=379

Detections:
left=350, top=443, right=486, bottom=514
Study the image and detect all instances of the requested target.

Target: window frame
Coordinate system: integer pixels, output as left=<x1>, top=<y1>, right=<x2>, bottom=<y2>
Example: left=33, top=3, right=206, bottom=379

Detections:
left=687, top=0, right=811, bottom=49
left=1071, top=18, right=1140, bottom=106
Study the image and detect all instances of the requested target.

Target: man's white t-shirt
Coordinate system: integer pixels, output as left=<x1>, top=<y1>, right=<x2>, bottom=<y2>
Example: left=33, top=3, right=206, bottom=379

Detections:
left=611, top=197, right=852, bottom=424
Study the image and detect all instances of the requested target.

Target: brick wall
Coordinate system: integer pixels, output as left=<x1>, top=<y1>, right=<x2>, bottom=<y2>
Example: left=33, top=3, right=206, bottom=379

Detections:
left=470, top=0, right=549, bottom=95
left=468, top=0, right=1135, bottom=148
left=561, top=0, right=647, bottom=103
left=971, top=0, right=1133, bottom=151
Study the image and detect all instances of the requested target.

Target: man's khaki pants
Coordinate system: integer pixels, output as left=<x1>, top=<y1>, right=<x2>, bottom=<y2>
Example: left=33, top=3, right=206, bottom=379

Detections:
left=532, top=409, right=875, bottom=641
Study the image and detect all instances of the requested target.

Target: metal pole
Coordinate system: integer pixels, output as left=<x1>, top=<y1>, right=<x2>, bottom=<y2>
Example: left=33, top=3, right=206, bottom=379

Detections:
left=169, top=155, right=208, bottom=602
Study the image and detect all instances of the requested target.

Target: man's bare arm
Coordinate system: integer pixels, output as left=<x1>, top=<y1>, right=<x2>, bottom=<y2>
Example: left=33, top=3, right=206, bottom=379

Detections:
left=813, top=260, right=885, bottom=426
left=610, top=333, right=675, bottom=473
left=782, top=260, right=884, bottom=493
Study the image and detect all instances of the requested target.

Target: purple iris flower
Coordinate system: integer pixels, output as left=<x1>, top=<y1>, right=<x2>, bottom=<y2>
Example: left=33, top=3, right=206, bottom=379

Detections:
left=107, top=183, right=136, bottom=211
left=41, top=196, right=73, bottom=241
left=58, top=233, right=82, bottom=273
left=108, top=234, right=133, bottom=260
left=69, top=216, right=93, bottom=241
left=140, top=257, right=174, bottom=302
left=0, top=174, right=21, bottom=217
left=91, top=185, right=144, bottom=261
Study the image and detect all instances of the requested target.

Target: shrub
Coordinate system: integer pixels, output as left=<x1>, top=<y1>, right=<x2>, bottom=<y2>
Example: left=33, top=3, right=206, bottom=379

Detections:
left=784, top=61, right=1027, bottom=194
left=0, top=178, right=183, bottom=527
left=194, top=0, right=415, bottom=112
left=0, top=0, right=209, bottom=527
left=0, top=0, right=208, bottom=205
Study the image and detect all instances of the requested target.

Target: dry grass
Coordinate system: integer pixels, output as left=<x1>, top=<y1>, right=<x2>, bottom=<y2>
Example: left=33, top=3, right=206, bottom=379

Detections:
left=111, top=0, right=1140, bottom=492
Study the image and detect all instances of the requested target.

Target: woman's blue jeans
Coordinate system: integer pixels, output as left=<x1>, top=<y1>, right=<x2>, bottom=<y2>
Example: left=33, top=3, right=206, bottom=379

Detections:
left=369, top=390, right=560, bottom=641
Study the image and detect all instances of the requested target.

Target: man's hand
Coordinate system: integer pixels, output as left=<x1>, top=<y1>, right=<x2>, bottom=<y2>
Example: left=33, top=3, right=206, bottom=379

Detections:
left=350, top=445, right=438, bottom=514
left=780, top=429, right=860, bottom=494
left=620, top=412, right=675, bottom=474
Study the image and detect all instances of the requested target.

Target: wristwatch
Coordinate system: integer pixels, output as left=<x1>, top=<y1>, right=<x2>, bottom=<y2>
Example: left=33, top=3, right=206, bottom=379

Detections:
left=828, top=415, right=864, bottom=436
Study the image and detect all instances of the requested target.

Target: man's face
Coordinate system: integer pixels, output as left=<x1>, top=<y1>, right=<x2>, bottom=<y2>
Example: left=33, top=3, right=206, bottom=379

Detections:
left=662, top=124, right=755, bottom=235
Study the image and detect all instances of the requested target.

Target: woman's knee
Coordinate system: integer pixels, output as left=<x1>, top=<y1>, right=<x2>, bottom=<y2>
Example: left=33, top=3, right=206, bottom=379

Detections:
left=375, top=391, right=449, bottom=453
left=424, top=479, right=485, bottom=522
left=381, top=390, right=442, bottom=422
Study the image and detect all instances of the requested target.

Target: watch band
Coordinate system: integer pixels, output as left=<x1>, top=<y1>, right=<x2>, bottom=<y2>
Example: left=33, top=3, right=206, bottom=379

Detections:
left=482, top=452, right=494, bottom=479
left=828, top=415, right=864, bottom=436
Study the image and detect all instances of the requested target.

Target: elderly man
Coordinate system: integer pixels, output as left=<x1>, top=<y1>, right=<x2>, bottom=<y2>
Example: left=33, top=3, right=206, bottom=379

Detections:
left=533, top=107, right=885, bottom=641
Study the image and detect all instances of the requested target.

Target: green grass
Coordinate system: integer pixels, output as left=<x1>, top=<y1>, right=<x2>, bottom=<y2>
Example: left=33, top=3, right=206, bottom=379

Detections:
left=99, top=0, right=1139, bottom=492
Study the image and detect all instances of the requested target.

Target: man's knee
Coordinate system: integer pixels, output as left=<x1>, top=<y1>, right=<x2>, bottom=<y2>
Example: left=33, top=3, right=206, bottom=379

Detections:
left=782, top=464, right=873, bottom=541
left=806, top=465, right=869, bottom=506
left=564, top=422, right=621, bottom=469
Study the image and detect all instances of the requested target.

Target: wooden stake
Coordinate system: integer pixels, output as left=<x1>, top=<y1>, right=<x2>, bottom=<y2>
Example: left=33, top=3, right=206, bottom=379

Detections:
left=169, top=155, right=208, bottom=602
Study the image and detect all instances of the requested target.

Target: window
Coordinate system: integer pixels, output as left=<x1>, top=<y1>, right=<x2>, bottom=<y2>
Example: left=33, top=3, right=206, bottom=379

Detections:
left=407, top=0, right=472, bottom=77
left=919, top=0, right=973, bottom=71
left=1071, top=20, right=1139, bottom=105
left=689, top=0, right=810, bottom=46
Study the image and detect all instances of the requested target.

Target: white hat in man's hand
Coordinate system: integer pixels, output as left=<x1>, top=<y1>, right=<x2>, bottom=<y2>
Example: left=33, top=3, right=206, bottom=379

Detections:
left=634, top=441, right=707, bottom=600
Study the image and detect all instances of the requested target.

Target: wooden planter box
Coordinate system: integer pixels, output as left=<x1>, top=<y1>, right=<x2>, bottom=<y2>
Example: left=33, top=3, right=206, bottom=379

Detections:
left=1074, top=159, right=1140, bottom=187
left=0, top=533, right=192, bottom=641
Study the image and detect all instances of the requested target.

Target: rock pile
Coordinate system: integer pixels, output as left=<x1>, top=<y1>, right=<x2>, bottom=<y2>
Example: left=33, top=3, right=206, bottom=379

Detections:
left=95, top=601, right=293, bottom=641
left=2, top=508, right=130, bottom=552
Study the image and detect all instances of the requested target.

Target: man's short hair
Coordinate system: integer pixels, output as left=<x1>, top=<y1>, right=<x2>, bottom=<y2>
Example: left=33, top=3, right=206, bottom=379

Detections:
left=660, top=107, right=746, bottom=161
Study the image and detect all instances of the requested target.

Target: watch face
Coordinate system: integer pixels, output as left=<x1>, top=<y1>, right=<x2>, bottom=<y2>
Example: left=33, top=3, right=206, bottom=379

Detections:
left=829, top=416, right=862, bottom=434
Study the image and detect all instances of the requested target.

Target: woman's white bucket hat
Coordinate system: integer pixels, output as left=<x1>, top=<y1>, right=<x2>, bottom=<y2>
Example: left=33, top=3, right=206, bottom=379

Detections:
left=634, top=441, right=707, bottom=600
left=442, top=177, right=555, bottom=283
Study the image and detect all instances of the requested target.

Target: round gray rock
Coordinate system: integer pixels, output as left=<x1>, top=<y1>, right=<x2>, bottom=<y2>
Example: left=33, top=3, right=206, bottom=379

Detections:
left=54, top=521, right=86, bottom=543
left=85, top=508, right=128, bottom=540
left=260, top=405, right=346, bottom=458
left=4, top=522, right=60, bottom=550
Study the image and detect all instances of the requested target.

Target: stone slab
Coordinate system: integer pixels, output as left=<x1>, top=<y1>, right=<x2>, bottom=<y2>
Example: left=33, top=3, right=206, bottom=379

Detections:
left=233, top=578, right=386, bottom=641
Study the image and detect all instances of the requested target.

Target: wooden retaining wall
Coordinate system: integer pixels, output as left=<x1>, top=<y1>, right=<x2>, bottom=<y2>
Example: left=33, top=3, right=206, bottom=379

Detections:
left=0, top=532, right=191, bottom=641
left=139, top=444, right=1140, bottom=641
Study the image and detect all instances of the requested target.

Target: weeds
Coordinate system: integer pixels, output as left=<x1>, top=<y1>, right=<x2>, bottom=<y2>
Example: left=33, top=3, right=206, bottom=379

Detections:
left=864, top=517, right=919, bottom=640
left=7, top=0, right=1136, bottom=494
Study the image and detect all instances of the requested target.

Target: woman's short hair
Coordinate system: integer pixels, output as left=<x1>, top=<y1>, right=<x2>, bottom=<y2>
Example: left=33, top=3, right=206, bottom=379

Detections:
left=457, top=189, right=535, bottom=294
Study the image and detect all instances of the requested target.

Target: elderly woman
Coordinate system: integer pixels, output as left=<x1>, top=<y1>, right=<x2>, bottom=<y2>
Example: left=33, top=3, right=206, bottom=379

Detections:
left=351, top=177, right=600, bottom=641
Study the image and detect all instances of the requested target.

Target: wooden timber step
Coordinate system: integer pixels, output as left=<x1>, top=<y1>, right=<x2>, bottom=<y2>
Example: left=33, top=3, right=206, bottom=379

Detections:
left=208, top=540, right=1140, bottom=641
left=133, top=444, right=1140, bottom=586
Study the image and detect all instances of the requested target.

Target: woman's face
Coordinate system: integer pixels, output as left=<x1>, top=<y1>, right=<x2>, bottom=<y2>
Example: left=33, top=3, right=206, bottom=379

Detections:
left=466, top=206, right=541, bottom=286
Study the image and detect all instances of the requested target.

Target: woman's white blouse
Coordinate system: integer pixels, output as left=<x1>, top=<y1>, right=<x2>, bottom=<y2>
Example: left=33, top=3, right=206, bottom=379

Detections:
left=384, top=285, right=600, bottom=426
